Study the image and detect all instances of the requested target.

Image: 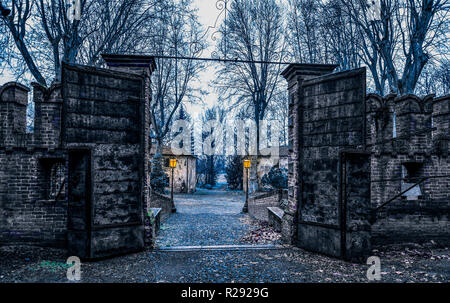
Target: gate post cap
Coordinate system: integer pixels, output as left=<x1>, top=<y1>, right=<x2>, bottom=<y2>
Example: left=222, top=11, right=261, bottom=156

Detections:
left=281, top=63, right=338, bottom=82
left=102, top=54, right=157, bottom=73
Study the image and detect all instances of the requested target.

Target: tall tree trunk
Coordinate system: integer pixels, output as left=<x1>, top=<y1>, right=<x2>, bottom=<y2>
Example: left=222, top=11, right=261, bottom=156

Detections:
left=8, top=26, right=46, bottom=86
left=155, top=137, right=163, bottom=154
left=53, top=42, right=61, bottom=81
left=254, top=108, right=261, bottom=191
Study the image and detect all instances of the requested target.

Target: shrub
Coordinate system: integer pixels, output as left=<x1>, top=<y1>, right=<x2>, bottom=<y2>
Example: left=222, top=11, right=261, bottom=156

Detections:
left=225, top=155, right=243, bottom=190
left=150, top=153, right=169, bottom=193
left=262, top=166, right=288, bottom=189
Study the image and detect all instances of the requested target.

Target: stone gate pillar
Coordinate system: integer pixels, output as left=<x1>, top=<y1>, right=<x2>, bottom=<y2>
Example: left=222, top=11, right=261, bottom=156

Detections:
left=282, top=64, right=371, bottom=261
left=102, top=54, right=156, bottom=245
left=63, top=56, right=156, bottom=259
left=281, top=64, right=338, bottom=244
left=432, top=95, right=449, bottom=157
left=0, top=83, right=30, bottom=147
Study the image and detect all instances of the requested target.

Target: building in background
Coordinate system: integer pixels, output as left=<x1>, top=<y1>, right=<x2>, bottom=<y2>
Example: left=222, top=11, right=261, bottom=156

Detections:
left=150, top=145, right=197, bottom=194
left=243, top=146, right=289, bottom=193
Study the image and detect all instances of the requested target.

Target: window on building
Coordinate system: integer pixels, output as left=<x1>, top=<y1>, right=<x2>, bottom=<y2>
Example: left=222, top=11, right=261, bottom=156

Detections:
left=40, top=159, right=66, bottom=201
left=49, top=162, right=65, bottom=200
left=401, top=163, right=423, bottom=200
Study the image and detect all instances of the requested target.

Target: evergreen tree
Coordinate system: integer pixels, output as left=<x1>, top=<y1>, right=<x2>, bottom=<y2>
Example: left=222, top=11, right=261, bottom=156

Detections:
left=225, top=155, right=243, bottom=190
left=262, top=166, right=288, bottom=189
left=205, top=155, right=217, bottom=186
left=150, top=153, right=169, bottom=194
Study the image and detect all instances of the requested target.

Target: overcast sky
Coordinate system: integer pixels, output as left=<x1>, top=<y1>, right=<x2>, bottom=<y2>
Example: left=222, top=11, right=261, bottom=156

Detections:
left=188, top=0, right=226, bottom=121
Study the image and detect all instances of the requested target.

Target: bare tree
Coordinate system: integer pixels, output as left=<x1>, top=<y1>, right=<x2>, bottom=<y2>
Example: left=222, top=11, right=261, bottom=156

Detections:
left=1, top=0, right=46, bottom=85
left=286, top=0, right=325, bottom=63
left=415, top=59, right=450, bottom=95
left=0, top=10, right=9, bottom=63
left=149, top=0, right=206, bottom=152
left=77, top=0, right=156, bottom=66
left=200, top=106, right=225, bottom=186
left=1, top=0, right=157, bottom=84
left=265, top=91, right=289, bottom=146
left=213, top=0, right=287, bottom=155
left=322, top=0, right=362, bottom=71
left=36, top=0, right=86, bottom=80
left=342, top=0, right=450, bottom=95
left=286, top=0, right=362, bottom=70
left=37, top=0, right=156, bottom=78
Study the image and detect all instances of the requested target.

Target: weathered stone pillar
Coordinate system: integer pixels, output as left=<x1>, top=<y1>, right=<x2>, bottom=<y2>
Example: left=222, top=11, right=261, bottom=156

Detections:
left=102, top=54, right=156, bottom=245
left=33, top=83, right=63, bottom=150
left=280, top=64, right=338, bottom=244
left=282, top=65, right=371, bottom=261
left=0, top=82, right=30, bottom=147
left=365, top=94, right=396, bottom=154
left=432, top=95, right=449, bottom=156
left=430, top=95, right=449, bottom=200
left=393, top=94, right=433, bottom=155
left=63, top=59, right=154, bottom=258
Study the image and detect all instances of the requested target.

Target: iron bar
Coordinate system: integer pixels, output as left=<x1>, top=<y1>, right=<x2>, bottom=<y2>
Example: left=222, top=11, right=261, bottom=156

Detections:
left=375, top=178, right=427, bottom=211
left=171, top=167, right=176, bottom=213
left=150, top=54, right=292, bottom=65
left=54, top=178, right=66, bottom=201
left=242, top=167, right=249, bottom=213
left=371, top=174, right=450, bottom=183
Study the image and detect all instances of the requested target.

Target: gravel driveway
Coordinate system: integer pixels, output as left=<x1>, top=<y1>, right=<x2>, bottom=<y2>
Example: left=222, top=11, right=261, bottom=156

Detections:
left=1, top=243, right=448, bottom=283
left=154, top=188, right=280, bottom=247
left=1, top=188, right=448, bottom=283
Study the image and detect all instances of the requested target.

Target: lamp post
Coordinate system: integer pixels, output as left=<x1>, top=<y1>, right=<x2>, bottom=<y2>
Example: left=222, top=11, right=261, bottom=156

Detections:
left=0, top=2, right=11, bottom=17
left=242, top=159, right=251, bottom=213
left=169, top=158, right=177, bottom=213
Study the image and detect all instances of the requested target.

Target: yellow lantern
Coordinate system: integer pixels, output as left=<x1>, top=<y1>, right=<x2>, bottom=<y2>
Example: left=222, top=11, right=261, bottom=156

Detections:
left=169, top=158, right=177, bottom=168
left=243, top=159, right=251, bottom=168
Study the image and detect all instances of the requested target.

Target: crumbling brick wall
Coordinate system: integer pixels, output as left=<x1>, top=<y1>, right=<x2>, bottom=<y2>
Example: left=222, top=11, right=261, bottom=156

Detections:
left=367, top=93, right=450, bottom=246
left=0, top=82, right=68, bottom=247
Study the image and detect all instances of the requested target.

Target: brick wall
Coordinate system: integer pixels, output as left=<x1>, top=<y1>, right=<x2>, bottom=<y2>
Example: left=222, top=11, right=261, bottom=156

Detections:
left=33, top=83, right=63, bottom=149
left=0, top=82, right=68, bottom=247
left=367, top=93, right=450, bottom=246
left=149, top=191, right=172, bottom=222
left=372, top=199, right=450, bottom=246
left=1, top=56, right=155, bottom=255
left=248, top=190, right=283, bottom=221
left=0, top=151, right=67, bottom=247
left=282, top=64, right=449, bottom=255
left=0, top=82, right=29, bottom=147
